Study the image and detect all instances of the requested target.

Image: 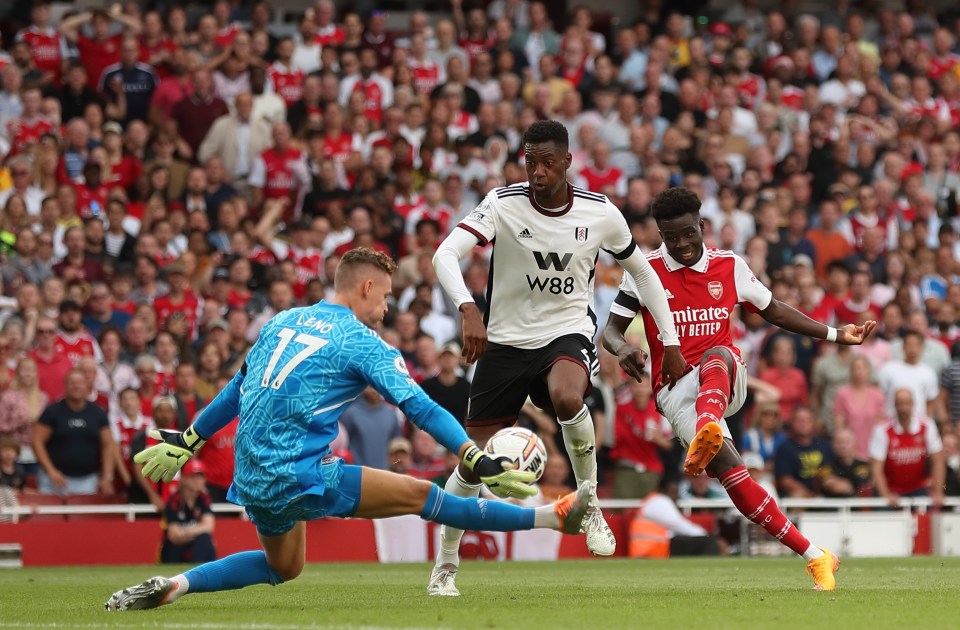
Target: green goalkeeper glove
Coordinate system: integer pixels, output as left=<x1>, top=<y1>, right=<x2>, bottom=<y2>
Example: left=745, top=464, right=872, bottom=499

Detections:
left=462, top=445, right=537, bottom=499
left=134, top=425, right=207, bottom=483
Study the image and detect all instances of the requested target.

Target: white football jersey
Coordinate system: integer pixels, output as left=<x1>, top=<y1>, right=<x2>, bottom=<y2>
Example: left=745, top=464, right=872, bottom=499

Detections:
left=457, top=182, right=637, bottom=349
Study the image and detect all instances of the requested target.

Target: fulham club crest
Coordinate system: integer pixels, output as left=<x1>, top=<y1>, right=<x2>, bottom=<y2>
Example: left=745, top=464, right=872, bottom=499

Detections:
left=708, top=281, right=724, bottom=300
left=575, top=227, right=588, bottom=242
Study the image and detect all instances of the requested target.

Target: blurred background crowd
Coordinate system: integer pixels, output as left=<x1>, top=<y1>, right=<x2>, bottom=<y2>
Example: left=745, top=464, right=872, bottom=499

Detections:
left=0, top=0, right=959, bottom=533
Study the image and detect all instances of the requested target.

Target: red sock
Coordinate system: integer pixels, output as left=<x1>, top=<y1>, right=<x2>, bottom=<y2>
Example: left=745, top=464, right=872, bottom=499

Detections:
left=719, top=466, right=811, bottom=556
left=695, top=357, right=731, bottom=433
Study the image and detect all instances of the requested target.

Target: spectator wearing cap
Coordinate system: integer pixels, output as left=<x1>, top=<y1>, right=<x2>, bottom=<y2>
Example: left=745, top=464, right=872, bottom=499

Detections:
left=421, top=341, right=471, bottom=424
left=33, top=369, right=114, bottom=495
left=160, top=458, right=217, bottom=563
left=54, top=299, right=101, bottom=367
left=98, top=35, right=158, bottom=124
left=83, top=282, right=131, bottom=337
left=870, top=388, right=945, bottom=507
left=153, top=259, right=200, bottom=336
left=339, top=386, right=403, bottom=470
left=28, top=316, right=72, bottom=401
left=386, top=437, right=413, bottom=475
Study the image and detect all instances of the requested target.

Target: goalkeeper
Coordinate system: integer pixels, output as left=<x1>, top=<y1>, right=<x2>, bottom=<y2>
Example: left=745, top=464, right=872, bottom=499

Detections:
left=106, top=248, right=590, bottom=612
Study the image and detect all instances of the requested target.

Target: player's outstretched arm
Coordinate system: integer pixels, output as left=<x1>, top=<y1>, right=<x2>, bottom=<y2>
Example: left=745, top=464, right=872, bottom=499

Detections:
left=601, top=311, right=648, bottom=383
left=433, top=228, right=488, bottom=364
left=135, top=369, right=245, bottom=482
left=617, top=249, right=686, bottom=386
left=760, top=299, right=877, bottom=345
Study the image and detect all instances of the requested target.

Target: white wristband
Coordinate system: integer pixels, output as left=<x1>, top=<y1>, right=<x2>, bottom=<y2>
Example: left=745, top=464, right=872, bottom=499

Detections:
left=825, top=327, right=838, bottom=343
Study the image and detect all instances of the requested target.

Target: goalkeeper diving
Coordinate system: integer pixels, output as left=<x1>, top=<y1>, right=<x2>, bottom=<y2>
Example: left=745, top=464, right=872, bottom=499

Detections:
left=105, top=248, right=590, bottom=611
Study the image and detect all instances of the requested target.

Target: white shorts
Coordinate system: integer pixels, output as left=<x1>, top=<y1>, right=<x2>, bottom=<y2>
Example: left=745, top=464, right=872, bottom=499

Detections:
left=655, top=357, right=748, bottom=448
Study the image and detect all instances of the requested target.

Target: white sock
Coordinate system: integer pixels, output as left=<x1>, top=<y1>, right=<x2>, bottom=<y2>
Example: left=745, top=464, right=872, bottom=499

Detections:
left=534, top=504, right=559, bottom=529
left=559, top=405, right=598, bottom=506
left=802, top=544, right=825, bottom=562
left=166, top=574, right=189, bottom=603
left=435, top=469, right=480, bottom=568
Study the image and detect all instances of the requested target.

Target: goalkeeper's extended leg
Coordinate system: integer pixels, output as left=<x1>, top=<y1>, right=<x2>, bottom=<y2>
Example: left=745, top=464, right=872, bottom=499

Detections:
left=106, top=525, right=303, bottom=611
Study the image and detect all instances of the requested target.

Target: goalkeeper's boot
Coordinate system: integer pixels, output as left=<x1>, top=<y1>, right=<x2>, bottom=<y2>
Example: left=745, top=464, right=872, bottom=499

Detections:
left=683, top=420, right=724, bottom=476
left=582, top=505, right=617, bottom=556
left=555, top=480, right=592, bottom=535
left=806, top=548, right=840, bottom=591
left=105, top=576, right=179, bottom=611
left=427, top=563, right=460, bottom=597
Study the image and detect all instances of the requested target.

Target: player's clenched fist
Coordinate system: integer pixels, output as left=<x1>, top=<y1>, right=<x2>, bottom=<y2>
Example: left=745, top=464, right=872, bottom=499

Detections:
left=134, top=426, right=207, bottom=482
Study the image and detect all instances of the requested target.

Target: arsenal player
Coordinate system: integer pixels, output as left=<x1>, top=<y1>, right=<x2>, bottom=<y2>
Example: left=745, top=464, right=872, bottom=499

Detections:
left=603, top=187, right=877, bottom=591
left=870, top=388, right=946, bottom=508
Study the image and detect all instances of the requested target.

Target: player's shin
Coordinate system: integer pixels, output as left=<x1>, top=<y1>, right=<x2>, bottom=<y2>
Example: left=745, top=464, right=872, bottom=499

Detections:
left=559, top=405, right=598, bottom=502
left=436, top=468, right=481, bottom=568
left=719, top=466, right=823, bottom=560
left=181, top=550, right=285, bottom=594
left=421, top=483, right=536, bottom=531
left=695, top=357, right=731, bottom=433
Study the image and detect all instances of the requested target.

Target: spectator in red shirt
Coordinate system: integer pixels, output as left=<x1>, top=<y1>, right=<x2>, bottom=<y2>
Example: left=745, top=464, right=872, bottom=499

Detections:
left=59, top=7, right=141, bottom=90
left=249, top=121, right=309, bottom=211
left=870, top=388, right=946, bottom=507
left=29, top=316, right=73, bottom=401
left=15, top=1, right=66, bottom=86
left=169, top=70, right=229, bottom=157
left=153, top=260, right=200, bottom=335
left=73, top=161, right=108, bottom=220
left=54, top=299, right=101, bottom=366
left=5, top=85, right=55, bottom=156
left=760, top=336, right=810, bottom=422
left=612, top=377, right=673, bottom=499
left=53, top=226, right=106, bottom=285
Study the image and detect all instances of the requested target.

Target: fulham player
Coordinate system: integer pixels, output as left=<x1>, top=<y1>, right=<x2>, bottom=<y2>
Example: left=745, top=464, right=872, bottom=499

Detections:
left=429, top=120, right=685, bottom=595
left=602, top=187, right=877, bottom=591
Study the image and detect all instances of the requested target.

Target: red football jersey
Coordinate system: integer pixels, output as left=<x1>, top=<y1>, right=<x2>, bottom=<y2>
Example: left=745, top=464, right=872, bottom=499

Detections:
left=267, top=62, right=305, bottom=107
left=198, top=417, right=238, bottom=490
left=54, top=331, right=101, bottom=366
left=112, top=413, right=153, bottom=471
left=578, top=164, right=625, bottom=197
left=250, top=147, right=304, bottom=200
left=76, top=34, right=123, bottom=89
left=314, top=25, right=345, bottom=47
left=153, top=290, right=200, bottom=336
left=351, top=78, right=386, bottom=123
left=214, top=24, right=242, bottom=49
left=929, top=54, right=960, bottom=81
left=74, top=183, right=108, bottom=219
left=16, top=27, right=64, bottom=83
left=611, top=246, right=772, bottom=395
left=410, top=60, right=442, bottom=94
left=870, top=416, right=942, bottom=495
left=138, top=37, right=177, bottom=79
left=6, top=117, right=56, bottom=156
left=610, top=393, right=669, bottom=473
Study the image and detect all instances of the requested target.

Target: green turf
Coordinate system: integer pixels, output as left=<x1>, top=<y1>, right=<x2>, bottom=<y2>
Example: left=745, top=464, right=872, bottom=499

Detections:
left=1, top=557, right=958, bottom=629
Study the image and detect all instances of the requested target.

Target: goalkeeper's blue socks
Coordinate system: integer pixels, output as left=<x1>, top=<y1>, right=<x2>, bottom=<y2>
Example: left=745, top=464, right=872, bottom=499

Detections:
left=170, top=550, right=284, bottom=599
left=419, top=484, right=537, bottom=530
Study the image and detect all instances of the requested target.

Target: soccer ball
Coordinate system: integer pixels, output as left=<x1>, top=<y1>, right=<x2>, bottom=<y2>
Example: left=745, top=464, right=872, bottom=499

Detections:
left=484, top=427, right=548, bottom=486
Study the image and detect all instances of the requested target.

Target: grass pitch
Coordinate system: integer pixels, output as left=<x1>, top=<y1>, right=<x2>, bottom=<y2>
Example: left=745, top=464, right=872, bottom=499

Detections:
left=1, top=557, right=958, bottom=629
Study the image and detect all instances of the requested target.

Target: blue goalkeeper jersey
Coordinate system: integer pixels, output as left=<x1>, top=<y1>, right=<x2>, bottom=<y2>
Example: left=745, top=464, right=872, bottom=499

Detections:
left=229, top=301, right=425, bottom=508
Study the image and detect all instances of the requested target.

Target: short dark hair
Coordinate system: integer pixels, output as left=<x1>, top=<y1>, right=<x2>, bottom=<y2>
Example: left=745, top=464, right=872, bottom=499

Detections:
left=903, top=330, right=925, bottom=345
left=522, top=120, right=568, bottom=150
left=651, top=187, right=701, bottom=222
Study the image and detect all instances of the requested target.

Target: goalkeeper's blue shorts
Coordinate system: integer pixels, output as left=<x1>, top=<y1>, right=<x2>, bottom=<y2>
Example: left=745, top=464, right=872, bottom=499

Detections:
left=242, top=456, right=363, bottom=537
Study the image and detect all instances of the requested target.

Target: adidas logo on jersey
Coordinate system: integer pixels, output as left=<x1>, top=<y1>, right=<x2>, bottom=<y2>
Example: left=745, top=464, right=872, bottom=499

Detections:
left=664, top=289, right=675, bottom=299
left=517, top=228, right=533, bottom=239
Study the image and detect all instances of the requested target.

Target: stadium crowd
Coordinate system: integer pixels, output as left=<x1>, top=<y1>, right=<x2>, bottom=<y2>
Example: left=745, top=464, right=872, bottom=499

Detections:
left=1, top=0, right=960, bottom=522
